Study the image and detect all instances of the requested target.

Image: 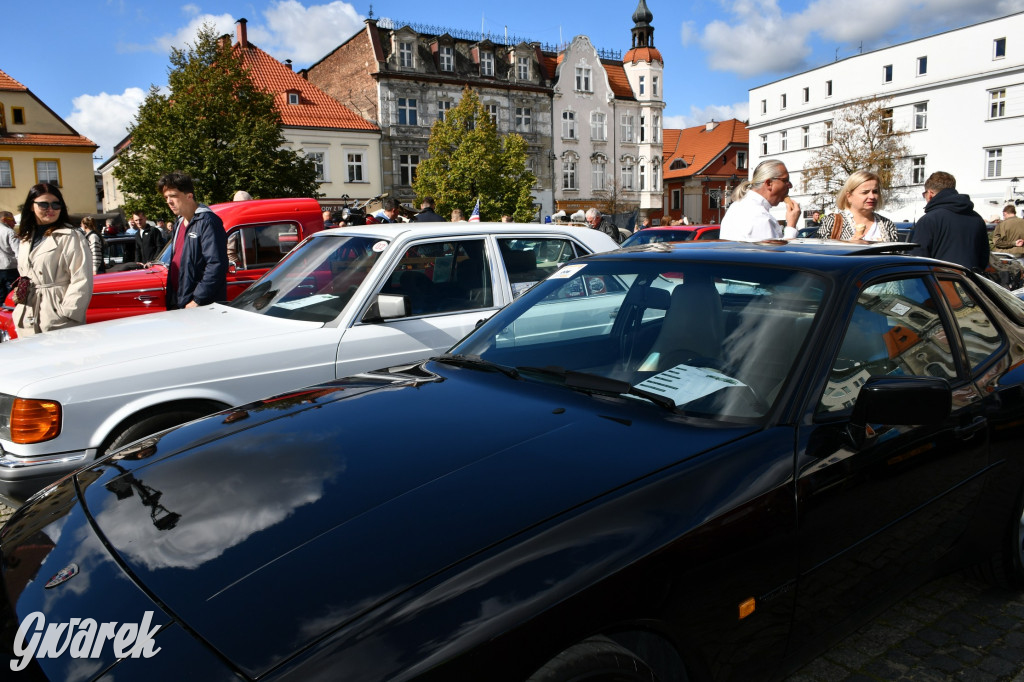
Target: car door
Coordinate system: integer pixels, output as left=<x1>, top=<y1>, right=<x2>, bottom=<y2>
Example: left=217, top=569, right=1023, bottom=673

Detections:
left=496, top=235, right=588, bottom=299
left=789, top=272, right=992, bottom=654
left=334, top=237, right=501, bottom=378
left=225, top=222, right=302, bottom=301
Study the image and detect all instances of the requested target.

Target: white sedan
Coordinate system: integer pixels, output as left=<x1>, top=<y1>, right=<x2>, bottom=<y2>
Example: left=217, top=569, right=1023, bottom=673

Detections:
left=0, top=223, right=617, bottom=504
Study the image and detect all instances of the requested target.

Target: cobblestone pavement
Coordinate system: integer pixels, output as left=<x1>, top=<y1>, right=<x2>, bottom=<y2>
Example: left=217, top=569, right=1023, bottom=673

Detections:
left=0, top=500, right=1021, bottom=681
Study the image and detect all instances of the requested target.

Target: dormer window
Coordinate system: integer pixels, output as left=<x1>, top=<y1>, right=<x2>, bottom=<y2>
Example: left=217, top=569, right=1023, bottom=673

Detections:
left=287, top=92, right=300, bottom=105
left=517, top=55, right=530, bottom=80
left=480, top=51, right=494, bottom=77
left=399, top=41, right=414, bottom=68
left=440, top=46, right=454, bottom=72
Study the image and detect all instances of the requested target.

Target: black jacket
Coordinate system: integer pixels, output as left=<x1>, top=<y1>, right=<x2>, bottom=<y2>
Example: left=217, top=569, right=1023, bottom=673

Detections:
left=909, top=189, right=989, bottom=271
left=135, top=225, right=165, bottom=263
left=415, top=208, right=445, bottom=223
left=167, top=205, right=228, bottom=309
left=595, top=217, right=623, bottom=244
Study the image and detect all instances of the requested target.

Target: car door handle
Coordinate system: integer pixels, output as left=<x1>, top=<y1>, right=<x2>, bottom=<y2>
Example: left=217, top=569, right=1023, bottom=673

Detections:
left=954, top=416, right=987, bottom=440
left=135, top=295, right=161, bottom=303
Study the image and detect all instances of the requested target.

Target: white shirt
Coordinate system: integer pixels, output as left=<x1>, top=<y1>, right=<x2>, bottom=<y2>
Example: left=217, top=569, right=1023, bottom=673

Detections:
left=720, top=191, right=782, bottom=242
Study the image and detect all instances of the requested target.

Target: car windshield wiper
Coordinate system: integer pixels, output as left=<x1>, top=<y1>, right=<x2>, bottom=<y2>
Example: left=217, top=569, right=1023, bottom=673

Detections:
left=434, top=354, right=521, bottom=380
left=516, top=365, right=677, bottom=411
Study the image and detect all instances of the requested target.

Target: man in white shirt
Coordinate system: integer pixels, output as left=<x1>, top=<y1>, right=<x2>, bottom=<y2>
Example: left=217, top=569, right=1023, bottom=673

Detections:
left=720, top=159, right=801, bottom=241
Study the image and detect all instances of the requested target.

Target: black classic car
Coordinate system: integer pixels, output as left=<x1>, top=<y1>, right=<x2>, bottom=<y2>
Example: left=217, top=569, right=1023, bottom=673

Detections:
left=3, top=240, right=1024, bottom=681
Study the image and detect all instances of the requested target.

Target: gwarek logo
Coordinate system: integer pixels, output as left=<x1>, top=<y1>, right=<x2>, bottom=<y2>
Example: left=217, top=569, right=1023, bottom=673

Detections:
left=10, top=611, right=161, bottom=671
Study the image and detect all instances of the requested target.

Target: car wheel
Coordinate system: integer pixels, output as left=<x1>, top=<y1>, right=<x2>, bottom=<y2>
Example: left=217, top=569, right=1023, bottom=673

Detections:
left=973, top=484, right=1024, bottom=589
left=527, top=636, right=658, bottom=682
left=103, top=407, right=215, bottom=455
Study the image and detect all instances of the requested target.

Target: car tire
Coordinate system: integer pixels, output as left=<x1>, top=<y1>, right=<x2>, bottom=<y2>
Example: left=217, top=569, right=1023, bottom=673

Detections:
left=527, top=636, right=658, bottom=682
left=973, top=483, right=1024, bottom=589
left=103, top=407, right=215, bottom=455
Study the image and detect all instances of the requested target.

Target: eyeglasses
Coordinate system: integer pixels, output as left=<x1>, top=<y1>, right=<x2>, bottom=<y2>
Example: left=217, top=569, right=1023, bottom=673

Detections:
left=34, top=201, right=62, bottom=210
left=772, top=176, right=792, bottom=185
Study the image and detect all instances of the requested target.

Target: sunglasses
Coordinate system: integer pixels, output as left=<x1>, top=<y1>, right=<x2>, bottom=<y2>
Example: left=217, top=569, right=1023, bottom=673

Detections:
left=34, top=201, right=62, bottom=210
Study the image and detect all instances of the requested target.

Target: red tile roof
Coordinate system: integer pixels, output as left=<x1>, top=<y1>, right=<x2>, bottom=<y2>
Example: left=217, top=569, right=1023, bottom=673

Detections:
left=602, top=61, right=634, bottom=99
left=623, top=46, right=663, bottom=64
left=235, top=41, right=378, bottom=132
left=0, top=133, right=96, bottom=148
left=663, top=119, right=749, bottom=179
left=0, top=69, right=27, bottom=92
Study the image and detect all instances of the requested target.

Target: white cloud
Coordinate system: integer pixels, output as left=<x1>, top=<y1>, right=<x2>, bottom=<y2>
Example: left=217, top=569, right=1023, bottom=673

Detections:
left=66, top=88, right=146, bottom=166
left=257, top=0, right=364, bottom=65
left=664, top=102, right=750, bottom=130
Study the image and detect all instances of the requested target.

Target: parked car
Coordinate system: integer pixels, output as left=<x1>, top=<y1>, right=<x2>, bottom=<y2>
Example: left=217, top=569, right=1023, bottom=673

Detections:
left=620, top=224, right=720, bottom=247
left=0, top=223, right=617, bottom=504
left=894, top=221, right=1024, bottom=290
left=0, top=197, right=326, bottom=342
left=4, top=240, right=1024, bottom=681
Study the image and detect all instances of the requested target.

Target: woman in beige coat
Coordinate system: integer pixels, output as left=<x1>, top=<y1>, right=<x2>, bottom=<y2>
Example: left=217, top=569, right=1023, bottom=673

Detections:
left=14, top=183, right=92, bottom=336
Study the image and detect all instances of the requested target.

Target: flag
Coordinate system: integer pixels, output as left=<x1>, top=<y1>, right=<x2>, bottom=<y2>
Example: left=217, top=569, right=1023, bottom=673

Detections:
left=469, top=199, right=481, bottom=222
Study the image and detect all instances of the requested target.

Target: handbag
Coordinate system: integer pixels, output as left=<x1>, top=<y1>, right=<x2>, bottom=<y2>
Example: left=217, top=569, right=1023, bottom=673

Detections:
left=10, top=276, right=31, bottom=305
left=829, top=213, right=844, bottom=240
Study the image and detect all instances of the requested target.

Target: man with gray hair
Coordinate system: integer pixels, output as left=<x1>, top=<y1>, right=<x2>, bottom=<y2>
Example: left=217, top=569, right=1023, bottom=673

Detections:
left=721, top=159, right=801, bottom=241
left=0, top=211, right=20, bottom=302
left=585, top=208, right=623, bottom=244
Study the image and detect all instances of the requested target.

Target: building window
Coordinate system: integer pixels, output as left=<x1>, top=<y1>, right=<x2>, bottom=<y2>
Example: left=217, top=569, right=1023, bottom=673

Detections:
left=801, top=126, right=810, bottom=148
left=12, top=108, right=24, bottom=125
left=914, top=103, right=928, bottom=130
left=802, top=87, right=810, bottom=103
left=517, top=56, right=530, bottom=80
left=438, top=100, right=453, bottom=122
left=399, top=41, right=414, bottom=68
left=399, top=154, right=419, bottom=185
left=737, top=151, right=747, bottom=170
left=824, top=120, right=833, bottom=144
left=652, top=161, right=660, bottom=191
left=760, top=99, right=767, bottom=114
left=592, top=159, right=606, bottom=191
left=780, top=93, right=787, bottom=109
left=825, top=80, right=833, bottom=97
left=590, top=112, right=606, bottom=140
left=987, top=148, right=1002, bottom=178
left=563, top=160, right=577, bottom=190
left=883, top=64, right=893, bottom=83
left=305, top=151, right=326, bottom=182
left=562, top=110, right=577, bottom=139
left=653, top=114, right=661, bottom=143
left=639, top=164, right=646, bottom=191
left=440, top=46, right=454, bottom=72
left=912, top=156, right=926, bottom=184
left=398, top=97, right=417, bottom=125
left=671, top=188, right=680, bottom=210
left=994, top=37, right=1006, bottom=59
left=917, top=56, right=927, bottom=75
left=880, top=108, right=893, bottom=134
left=287, top=92, right=299, bottom=105
left=575, top=66, right=592, bottom=92
left=709, top=188, right=722, bottom=210
left=640, top=115, right=646, bottom=142
left=0, top=159, right=12, bottom=187
left=515, top=107, right=532, bottom=131
left=990, top=89, right=1006, bottom=118
left=639, top=75, right=645, bottom=96
left=621, top=162, right=634, bottom=190
left=760, top=135, right=768, bottom=155
left=653, top=76, right=659, bottom=97
left=779, top=130, right=788, bottom=152
left=345, top=150, right=365, bottom=183
left=480, top=51, right=494, bottom=76
left=484, top=103, right=499, bottom=125
left=621, top=114, right=634, bottom=142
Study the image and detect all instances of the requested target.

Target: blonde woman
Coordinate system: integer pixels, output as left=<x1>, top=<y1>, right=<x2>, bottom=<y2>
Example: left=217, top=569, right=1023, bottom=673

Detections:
left=818, top=170, right=897, bottom=242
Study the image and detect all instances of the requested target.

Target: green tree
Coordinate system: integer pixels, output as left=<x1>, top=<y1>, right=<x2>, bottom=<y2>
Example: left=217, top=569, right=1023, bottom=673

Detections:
left=114, top=23, right=319, bottom=218
left=801, top=97, right=912, bottom=214
left=413, top=87, right=535, bottom=221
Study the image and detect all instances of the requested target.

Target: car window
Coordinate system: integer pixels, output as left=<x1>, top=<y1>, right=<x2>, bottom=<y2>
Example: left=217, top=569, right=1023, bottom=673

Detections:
left=456, top=262, right=825, bottom=421
left=377, top=239, right=492, bottom=316
left=228, top=223, right=301, bottom=270
left=499, top=238, right=581, bottom=298
left=231, top=235, right=388, bottom=322
left=974, top=273, right=1024, bottom=326
left=817, top=277, right=957, bottom=415
left=696, top=229, right=720, bottom=241
left=937, top=278, right=1003, bottom=372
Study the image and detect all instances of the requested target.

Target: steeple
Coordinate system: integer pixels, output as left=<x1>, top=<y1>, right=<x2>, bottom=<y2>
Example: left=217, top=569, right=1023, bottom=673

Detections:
left=631, top=0, right=654, bottom=49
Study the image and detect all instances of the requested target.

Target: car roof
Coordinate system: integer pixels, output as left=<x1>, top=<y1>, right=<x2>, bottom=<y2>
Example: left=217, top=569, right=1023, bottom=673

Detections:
left=642, top=225, right=717, bottom=231
left=209, top=197, right=323, bottom=223
left=313, top=222, right=611, bottom=241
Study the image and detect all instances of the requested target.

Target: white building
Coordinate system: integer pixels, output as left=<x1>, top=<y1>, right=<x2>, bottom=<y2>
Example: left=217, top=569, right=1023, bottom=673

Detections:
left=748, top=12, right=1024, bottom=223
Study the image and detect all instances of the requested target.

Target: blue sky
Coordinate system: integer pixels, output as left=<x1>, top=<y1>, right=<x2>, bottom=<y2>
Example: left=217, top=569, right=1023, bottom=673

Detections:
left=5, top=0, right=1022, bottom=166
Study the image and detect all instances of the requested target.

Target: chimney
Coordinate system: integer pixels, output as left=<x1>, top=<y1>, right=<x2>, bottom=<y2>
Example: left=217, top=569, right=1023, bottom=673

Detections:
left=706, top=119, right=717, bottom=131
left=236, top=18, right=248, bottom=48
left=285, top=59, right=293, bottom=71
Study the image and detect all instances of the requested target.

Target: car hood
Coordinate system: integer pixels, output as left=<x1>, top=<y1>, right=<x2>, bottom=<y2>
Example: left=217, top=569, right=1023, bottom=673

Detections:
left=92, top=263, right=167, bottom=294
left=78, top=363, right=756, bottom=677
left=0, top=304, right=321, bottom=395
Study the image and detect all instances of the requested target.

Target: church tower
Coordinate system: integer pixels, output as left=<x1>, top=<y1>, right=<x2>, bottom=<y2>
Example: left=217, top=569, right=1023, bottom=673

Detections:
left=623, top=0, right=665, bottom=214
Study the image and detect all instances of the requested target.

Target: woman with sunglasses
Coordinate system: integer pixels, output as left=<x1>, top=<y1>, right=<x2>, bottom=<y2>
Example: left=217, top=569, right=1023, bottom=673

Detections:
left=13, top=183, right=92, bottom=336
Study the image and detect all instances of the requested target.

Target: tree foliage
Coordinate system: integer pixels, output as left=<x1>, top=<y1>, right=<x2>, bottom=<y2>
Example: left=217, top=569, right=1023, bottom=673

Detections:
left=413, top=88, right=536, bottom=221
left=801, top=97, right=912, bottom=213
left=113, top=23, right=319, bottom=218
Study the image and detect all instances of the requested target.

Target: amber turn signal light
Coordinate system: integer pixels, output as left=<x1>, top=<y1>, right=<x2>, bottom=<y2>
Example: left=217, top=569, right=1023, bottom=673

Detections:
left=738, top=597, right=756, bottom=620
left=10, top=398, right=61, bottom=444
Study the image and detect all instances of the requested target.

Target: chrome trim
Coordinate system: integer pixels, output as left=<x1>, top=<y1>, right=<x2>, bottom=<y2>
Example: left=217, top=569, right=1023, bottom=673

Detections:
left=0, top=452, right=88, bottom=469
left=93, top=287, right=165, bottom=296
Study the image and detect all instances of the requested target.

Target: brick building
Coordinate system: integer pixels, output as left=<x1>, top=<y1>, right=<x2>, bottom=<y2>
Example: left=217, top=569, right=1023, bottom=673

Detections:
left=660, top=119, right=749, bottom=225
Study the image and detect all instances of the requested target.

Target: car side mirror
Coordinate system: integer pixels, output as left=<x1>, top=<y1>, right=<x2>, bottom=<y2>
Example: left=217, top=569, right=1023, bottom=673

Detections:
left=848, top=375, right=951, bottom=446
left=362, top=294, right=411, bottom=323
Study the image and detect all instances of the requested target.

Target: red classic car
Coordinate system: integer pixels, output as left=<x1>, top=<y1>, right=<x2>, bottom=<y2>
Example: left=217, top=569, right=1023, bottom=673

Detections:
left=0, top=197, right=325, bottom=341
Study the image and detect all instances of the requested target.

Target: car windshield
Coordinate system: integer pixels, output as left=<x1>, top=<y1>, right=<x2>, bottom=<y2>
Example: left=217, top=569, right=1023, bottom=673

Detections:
left=452, top=260, right=827, bottom=421
left=622, top=229, right=697, bottom=246
left=231, top=234, right=389, bottom=322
